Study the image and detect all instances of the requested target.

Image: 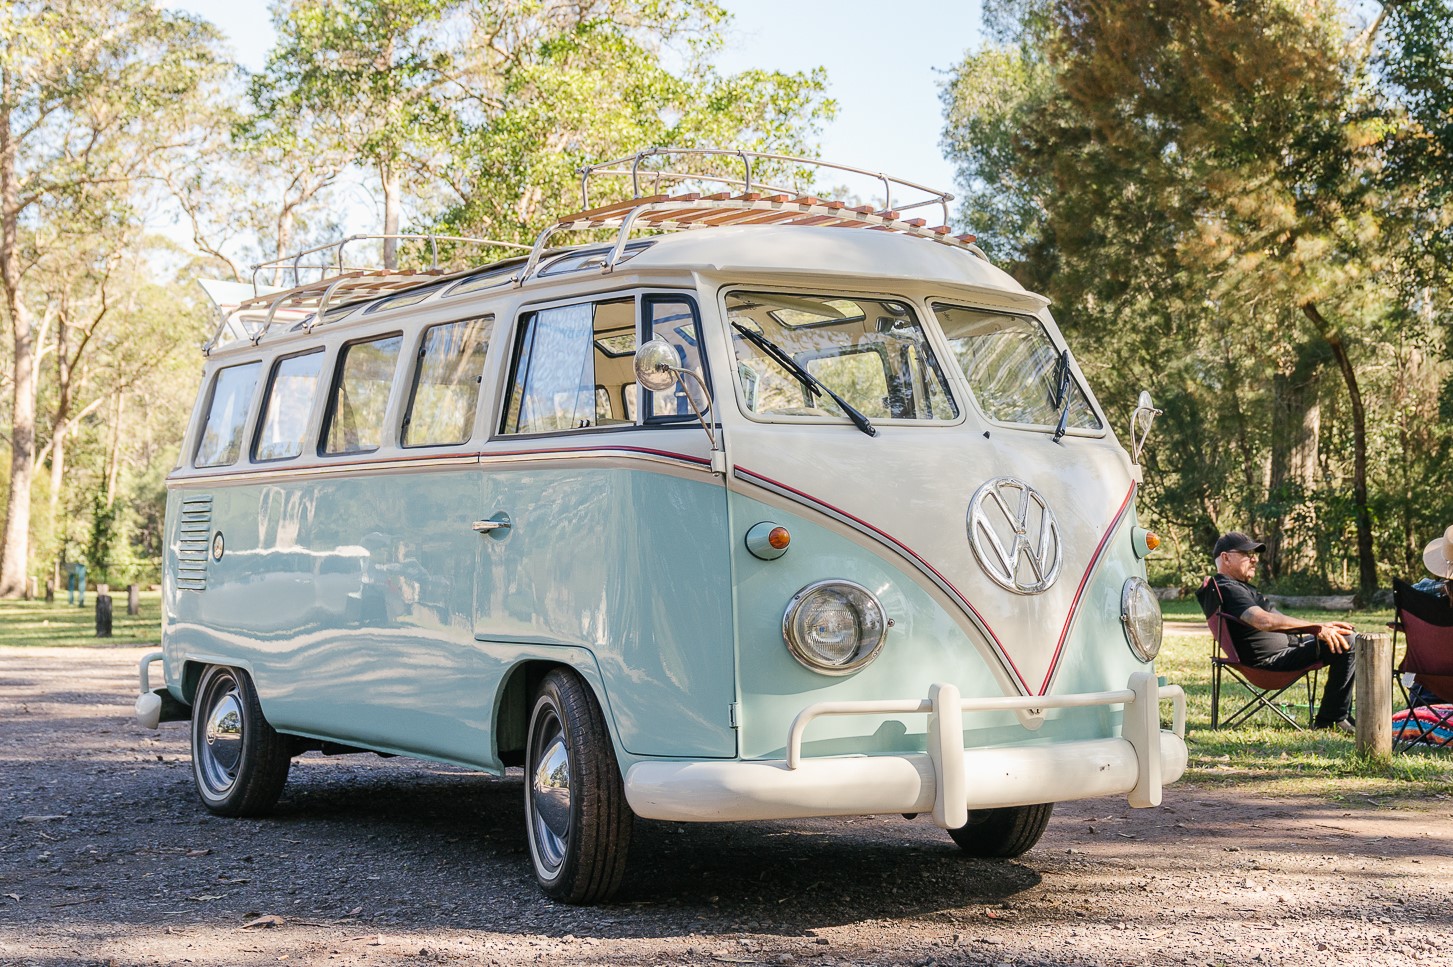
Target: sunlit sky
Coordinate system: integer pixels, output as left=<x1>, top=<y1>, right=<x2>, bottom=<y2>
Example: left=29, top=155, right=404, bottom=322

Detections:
left=161, top=0, right=984, bottom=221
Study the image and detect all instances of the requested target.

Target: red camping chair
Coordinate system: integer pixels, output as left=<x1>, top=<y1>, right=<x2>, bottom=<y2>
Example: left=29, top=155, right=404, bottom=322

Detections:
left=1392, top=578, right=1453, bottom=751
left=1196, top=578, right=1325, bottom=730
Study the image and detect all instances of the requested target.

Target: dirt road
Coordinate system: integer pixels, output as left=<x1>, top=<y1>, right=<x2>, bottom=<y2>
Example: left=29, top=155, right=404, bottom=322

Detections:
left=2, top=646, right=1450, bottom=966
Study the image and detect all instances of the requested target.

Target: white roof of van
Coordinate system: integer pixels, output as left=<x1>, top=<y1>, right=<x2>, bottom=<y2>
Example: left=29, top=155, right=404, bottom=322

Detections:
left=623, top=224, right=1037, bottom=299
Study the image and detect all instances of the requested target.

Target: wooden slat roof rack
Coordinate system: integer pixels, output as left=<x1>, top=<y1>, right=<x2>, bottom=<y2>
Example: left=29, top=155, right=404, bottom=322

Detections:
left=204, top=233, right=529, bottom=353
left=512, top=148, right=983, bottom=285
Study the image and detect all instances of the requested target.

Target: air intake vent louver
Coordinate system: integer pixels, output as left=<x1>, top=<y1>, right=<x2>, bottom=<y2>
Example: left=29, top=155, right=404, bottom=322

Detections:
left=176, top=495, right=212, bottom=591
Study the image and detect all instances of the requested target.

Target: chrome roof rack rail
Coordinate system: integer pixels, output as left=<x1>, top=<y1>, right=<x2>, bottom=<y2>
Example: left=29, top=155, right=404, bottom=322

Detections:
left=516, top=191, right=984, bottom=288
left=577, top=147, right=955, bottom=226
left=204, top=234, right=529, bottom=354
left=509, top=147, right=983, bottom=287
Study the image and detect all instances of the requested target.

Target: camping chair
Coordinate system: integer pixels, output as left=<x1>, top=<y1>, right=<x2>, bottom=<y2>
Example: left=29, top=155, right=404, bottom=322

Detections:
left=1196, top=577, right=1325, bottom=730
left=1391, top=578, right=1453, bottom=751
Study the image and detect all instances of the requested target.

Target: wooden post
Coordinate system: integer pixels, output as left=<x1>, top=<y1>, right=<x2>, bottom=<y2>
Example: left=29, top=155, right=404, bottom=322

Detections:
left=95, top=594, right=113, bottom=638
left=1354, top=632, right=1392, bottom=760
left=127, top=584, right=140, bottom=616
left=44, top=578, right=54, bottom=603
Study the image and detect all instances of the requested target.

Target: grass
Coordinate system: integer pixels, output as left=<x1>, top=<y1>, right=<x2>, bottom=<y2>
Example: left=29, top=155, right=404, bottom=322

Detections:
left=0, top=590, right=163, bottom=648
left=0, top=589, right=1447, bottom=805
left=1159, top=605, right=1453, bottom=806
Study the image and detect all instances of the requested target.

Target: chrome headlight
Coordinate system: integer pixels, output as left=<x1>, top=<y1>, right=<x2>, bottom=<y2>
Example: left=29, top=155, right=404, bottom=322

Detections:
left=1120, top=576, right=1163, bottom=661
left=782, top=580, right=887, bottom=675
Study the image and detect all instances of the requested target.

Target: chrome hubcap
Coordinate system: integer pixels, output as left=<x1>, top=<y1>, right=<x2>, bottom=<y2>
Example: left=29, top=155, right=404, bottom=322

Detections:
left=529, top=712, right=571, bottom=875
left=197, top=676, right=243, bottom=796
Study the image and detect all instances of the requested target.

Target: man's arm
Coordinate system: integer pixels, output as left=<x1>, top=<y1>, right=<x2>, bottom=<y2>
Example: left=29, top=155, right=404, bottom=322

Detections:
left=1240, top=606, right=1355, bottom=653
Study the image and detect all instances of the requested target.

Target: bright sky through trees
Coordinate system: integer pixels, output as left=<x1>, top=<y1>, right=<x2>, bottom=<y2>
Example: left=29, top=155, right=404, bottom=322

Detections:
left=161, top=0, right=983, bottom=207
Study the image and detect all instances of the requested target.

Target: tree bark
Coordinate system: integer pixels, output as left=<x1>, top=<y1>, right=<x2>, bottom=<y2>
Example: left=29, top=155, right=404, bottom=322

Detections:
left=381, top=160, right=401, bottom=271
left=1301, top=301, right=1377, bottom=597
left=0, top=73, right=36, bottom=598
left=1265, top=338, right=1328, bottom=581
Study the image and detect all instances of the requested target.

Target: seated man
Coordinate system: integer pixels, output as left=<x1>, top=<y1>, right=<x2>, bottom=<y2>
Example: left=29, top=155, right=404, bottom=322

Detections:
left=1204, top=531, right=1357, bottom=731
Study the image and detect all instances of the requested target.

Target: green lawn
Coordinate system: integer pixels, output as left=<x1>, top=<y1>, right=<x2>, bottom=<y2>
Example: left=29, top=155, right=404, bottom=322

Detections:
left=0, top=590, right=163, bottom=648
left=1159, top=603, right=1453, bottom=805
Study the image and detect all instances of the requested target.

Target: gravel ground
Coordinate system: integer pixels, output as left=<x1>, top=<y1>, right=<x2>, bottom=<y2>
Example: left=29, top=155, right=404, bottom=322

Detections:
left=1, top=645, right=1450, bottom=967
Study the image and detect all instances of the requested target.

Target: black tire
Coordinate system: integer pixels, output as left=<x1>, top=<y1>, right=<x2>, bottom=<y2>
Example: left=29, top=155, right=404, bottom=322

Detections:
left=947, top=803, right=1054, bottom=858
left=190, top=665, right=292, bottom=817
left=524, top=669, right=633, bottom=903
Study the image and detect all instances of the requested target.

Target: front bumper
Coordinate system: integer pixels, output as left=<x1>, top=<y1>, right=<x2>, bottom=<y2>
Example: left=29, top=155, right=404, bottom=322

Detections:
left=625, top=671, right=1186, bottom=827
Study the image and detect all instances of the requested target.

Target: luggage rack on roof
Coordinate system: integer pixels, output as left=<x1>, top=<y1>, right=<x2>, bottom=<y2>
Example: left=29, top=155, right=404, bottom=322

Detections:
left=203, top=233, right=529, bottom=354
left=512, top=148, right=984, bottom=286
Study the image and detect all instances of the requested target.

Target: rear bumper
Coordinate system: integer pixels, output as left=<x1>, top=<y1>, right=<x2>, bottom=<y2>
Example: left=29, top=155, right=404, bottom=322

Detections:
left=625, top=671, right=1186, bottom=826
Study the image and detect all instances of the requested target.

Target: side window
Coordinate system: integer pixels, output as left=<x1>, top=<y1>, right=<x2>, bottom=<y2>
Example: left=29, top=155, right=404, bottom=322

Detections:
left=402, top=316, right=493, bottom=447
left=254, top=350, right=325, bottom=462
left=933, top=304, right=1102, bottom=431
left=502, top=298, right=636, bottom=434
left=643, top=296, right=708, bottom=422
left=323, top=333, right=403, bottom=455
left=193, top=362, right=261, bottom=468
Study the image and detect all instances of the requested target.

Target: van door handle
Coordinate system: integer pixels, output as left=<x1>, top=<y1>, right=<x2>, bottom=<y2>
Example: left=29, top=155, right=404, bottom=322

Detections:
left=472, top=514, right=512, bottom=533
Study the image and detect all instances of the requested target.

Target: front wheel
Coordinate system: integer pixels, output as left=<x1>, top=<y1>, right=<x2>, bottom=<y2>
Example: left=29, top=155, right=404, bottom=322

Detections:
left=190, top=665, right=292, bottom=817
left=947, top=803, right=1054, bottom=858
left=524, top=669, right=633, bottom=903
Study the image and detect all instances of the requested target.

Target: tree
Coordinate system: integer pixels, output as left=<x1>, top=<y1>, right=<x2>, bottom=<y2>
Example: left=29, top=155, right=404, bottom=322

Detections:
left=0, top=0, right=230, bottom=596
left=251, top=0, right=834, bottom=262
left=942, top=0, right=1453, bottom=596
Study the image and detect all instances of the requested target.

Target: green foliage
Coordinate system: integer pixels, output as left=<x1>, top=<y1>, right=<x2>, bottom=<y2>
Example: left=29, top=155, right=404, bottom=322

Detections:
left=943, top=0, right=1453, bottom=592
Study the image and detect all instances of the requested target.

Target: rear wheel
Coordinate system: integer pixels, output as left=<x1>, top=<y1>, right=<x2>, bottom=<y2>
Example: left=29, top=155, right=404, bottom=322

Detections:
left=524, top=669, right=632, bottom=903
left=947, top=803, right=1054, bottom=858
left=190, top=665, right=292, bottom=817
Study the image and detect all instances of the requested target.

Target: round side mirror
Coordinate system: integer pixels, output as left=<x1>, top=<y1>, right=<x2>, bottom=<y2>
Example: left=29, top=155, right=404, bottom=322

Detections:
left=634, top=339, right=680, bottom=392
left=1134, top=390, right=1156, bottom=436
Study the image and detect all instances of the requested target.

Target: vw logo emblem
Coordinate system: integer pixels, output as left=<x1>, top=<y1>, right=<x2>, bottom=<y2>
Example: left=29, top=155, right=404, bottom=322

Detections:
left=966, top=477, right=1063, bottom=594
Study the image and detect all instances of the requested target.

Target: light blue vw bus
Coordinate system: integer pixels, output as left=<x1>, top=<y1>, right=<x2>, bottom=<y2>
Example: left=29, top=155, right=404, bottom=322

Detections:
left=136, top=149, right=1185, bottom=904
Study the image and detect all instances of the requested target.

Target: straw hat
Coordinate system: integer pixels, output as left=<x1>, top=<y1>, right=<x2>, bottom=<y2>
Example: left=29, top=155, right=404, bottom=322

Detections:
left=1423, top=524, right=1453, bottom=580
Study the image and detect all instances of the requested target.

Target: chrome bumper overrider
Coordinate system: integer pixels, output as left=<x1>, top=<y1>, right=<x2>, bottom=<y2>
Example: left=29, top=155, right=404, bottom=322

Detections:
left=625, top=672, right=1187, bottom=826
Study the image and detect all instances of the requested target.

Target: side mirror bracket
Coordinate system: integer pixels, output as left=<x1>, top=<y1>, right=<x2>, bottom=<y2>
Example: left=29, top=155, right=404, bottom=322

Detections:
left=634, top=339, right=719, bottom=456
left=1130, top=390, right=1161, bottom=467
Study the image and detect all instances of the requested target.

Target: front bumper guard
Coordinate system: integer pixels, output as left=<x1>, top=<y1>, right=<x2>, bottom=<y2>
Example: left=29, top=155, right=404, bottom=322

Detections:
left=625, top=671, right=1186, bottom=827
left=133, top=651, right=190, bottom=729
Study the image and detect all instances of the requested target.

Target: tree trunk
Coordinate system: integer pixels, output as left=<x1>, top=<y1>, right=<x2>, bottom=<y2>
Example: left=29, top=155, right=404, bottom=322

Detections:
left=381, top=160, right=401, bottom=271
left=1264, top=337, right=1328, bottom=581
left=1301, top=301, right=1376, bottom=597
left=0, top=76, right=36, bottom=598
left=106, top=390, right=125, bottom=507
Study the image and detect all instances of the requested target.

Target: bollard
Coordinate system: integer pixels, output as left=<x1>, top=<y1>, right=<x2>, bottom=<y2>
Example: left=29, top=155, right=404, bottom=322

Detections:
left=44, top=578, right=54, bottom=604
left=1354, top=632, right=1392, bottom=760
left=127, top=584, right=140, bottom=616
left=25, top=576, right=36, bottom=600
left=95, top=594, right=113, bottom=638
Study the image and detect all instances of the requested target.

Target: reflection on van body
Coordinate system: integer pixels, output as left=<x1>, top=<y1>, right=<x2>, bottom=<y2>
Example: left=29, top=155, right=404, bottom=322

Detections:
left=139, top=149, right=1184, bottom=905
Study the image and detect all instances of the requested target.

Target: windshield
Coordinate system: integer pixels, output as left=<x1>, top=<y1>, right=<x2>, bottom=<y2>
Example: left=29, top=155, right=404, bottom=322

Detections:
left=933, top=304, right=1102, bottom=432
left=726, top=291, right=958, bottom=423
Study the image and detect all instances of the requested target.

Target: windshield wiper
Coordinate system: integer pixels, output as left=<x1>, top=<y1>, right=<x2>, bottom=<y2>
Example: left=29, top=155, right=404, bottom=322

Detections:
left=1052, top=348, right=1072, bottom=443
left=731, top=323, right=877, bottom=437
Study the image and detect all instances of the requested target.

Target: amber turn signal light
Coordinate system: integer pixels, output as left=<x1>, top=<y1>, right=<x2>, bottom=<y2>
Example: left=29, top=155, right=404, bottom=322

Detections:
left=1144, top=531, right=1161, bottom=551
left=768, top=526, right=791, bottom=550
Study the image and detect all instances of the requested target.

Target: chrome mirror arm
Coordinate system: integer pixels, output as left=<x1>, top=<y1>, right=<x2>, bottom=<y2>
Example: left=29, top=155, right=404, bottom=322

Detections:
left=1129, top=390, right=1162, bottom=466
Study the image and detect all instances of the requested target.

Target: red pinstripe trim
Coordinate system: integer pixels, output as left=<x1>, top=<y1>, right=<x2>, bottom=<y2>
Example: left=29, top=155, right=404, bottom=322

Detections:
left=734, top=466, right=1027, bottom=691
left=482, top=445, right=710, bottom=466
left=1039, top=482, right=1137, bottom=695
left=736, top=468, right=1138, bottom=697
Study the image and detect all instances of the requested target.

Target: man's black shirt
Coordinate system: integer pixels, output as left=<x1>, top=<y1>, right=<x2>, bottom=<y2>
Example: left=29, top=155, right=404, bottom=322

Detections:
left=1198, top=574, right=1298, bottom=664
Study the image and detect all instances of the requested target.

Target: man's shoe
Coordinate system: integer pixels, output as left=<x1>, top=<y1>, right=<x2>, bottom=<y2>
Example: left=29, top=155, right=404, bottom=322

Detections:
left=1315, top=718, right=1355, bottom=733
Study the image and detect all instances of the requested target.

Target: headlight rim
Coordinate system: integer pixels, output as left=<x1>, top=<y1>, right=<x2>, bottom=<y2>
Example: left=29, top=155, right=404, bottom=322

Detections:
left=782, top=579, right=888, bottom=676
left=1120, top=575, right=1163, bottom=662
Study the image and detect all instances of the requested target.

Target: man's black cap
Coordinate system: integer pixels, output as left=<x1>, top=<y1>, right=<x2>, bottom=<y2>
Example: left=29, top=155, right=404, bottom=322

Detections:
left=1213, top=531, right=1266, bottom=558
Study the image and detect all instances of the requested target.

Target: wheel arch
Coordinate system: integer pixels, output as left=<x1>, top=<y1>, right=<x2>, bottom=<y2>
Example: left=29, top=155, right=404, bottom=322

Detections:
left=493, top=653, right=620, bottom=769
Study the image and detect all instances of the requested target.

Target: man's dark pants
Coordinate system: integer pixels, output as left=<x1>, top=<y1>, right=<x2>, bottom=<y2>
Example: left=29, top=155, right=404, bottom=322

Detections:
left=1255, top=634, right=1355, bottom=725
